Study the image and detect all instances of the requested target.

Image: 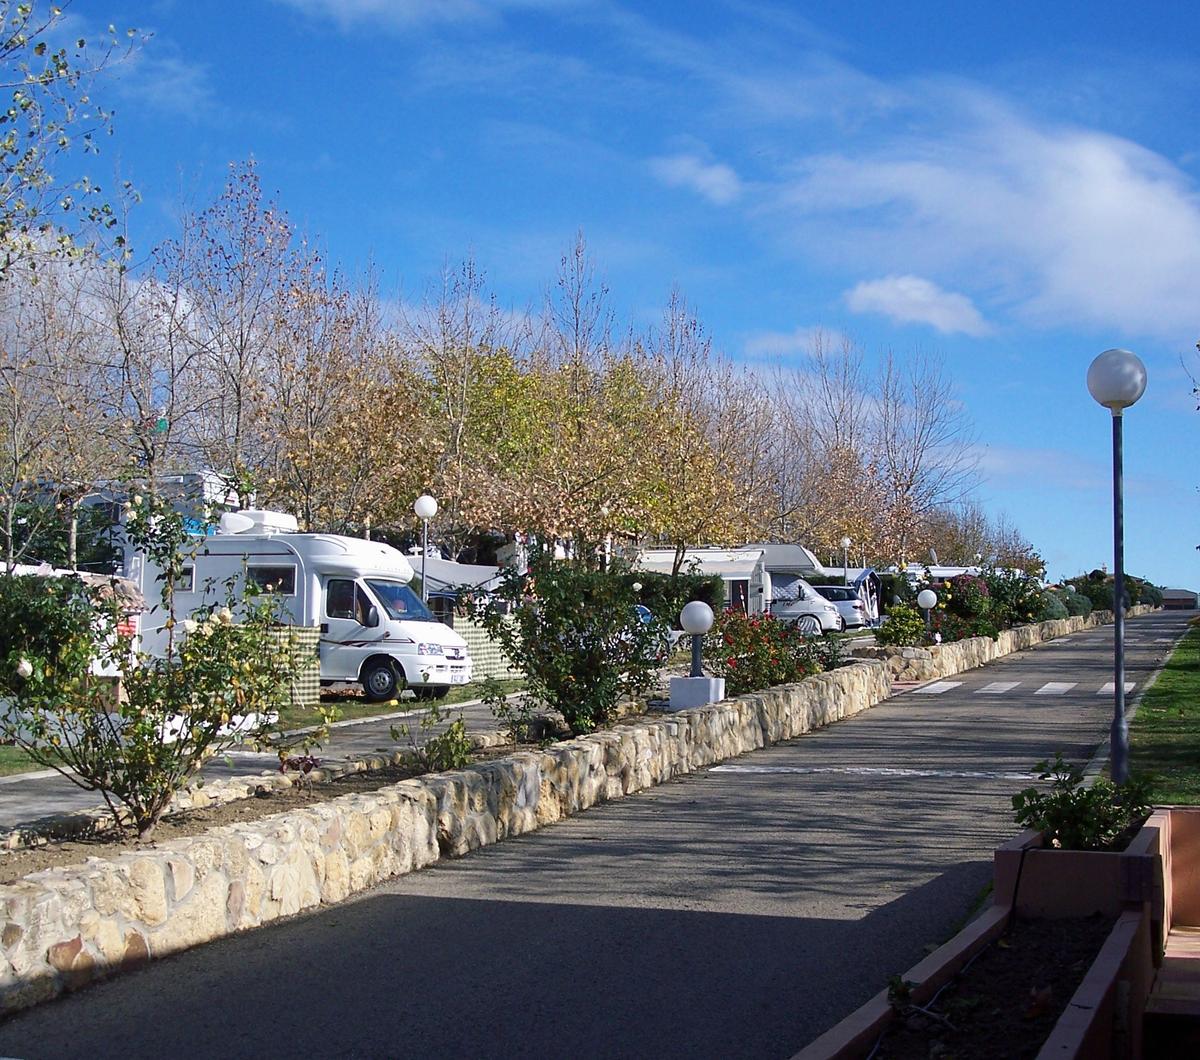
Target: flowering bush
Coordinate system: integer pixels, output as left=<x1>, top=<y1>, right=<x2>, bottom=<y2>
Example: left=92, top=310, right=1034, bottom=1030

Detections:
left=0, top=492, right=300, bottom=839
left=704, top=610, right=831, bottom=695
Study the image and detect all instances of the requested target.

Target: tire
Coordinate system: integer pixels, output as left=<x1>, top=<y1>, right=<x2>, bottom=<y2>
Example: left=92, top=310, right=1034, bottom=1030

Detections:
left=837, top=616, right=847, bottom=633
left=361, top=659, right=402, bottom=702
left=413, top=685, right=450, bottom=702
left=796, top=614, right=821, bottom=636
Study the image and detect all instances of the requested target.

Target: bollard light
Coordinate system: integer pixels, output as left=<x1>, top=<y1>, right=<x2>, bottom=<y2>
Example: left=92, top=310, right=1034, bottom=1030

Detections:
left=917, top=588, right=937, bottom=636
left=680, top=601, right=714, bottom=678
left=1087, top=348, right=1147, bottom=785
left=413, top=494, right=438, bottom=603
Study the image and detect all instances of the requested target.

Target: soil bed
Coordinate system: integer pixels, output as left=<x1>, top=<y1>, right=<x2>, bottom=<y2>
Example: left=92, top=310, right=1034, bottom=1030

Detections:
left=0, top=745, right=539, bottom=885
left=875, top=914, right=1115, bottom=1059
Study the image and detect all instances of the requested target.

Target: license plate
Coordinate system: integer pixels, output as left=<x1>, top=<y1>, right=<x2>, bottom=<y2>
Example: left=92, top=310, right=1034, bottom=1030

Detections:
left=450, top=674, right=468, bottom=685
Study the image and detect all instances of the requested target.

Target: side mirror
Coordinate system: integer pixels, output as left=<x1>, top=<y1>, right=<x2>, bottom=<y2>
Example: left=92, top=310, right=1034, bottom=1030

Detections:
left=365, top=606, right=380, bottom=628
left=798, top=586, right=807, bottom=600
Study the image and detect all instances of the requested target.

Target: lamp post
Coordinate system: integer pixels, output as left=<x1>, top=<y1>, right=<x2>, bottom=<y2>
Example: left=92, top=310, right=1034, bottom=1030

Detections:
left=1087, top=348, right=1147, bottom=785
left=917, top=588, right=937, bottom=636
left=413, top=494, right=438, bottom=604
left=841, top=535, right=851, bottom=587
left=680, top=600, right=714, bottom=678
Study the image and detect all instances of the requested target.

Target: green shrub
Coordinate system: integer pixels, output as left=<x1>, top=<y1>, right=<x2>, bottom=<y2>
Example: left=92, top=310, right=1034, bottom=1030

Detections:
left=878, top=573, right=916, bottom=610
left=983, top=567, right=1046, bottom=627
left=464, top=555, right=664, bottom=735
left=1012, top=753, right=1151, bottom=850
left=1057, top=588, right=1092, bottom=617
left=704, top=609, right=841, bottom=695
left=0, top=493, right=299, bottom=839
left=1035, top=590, right=1069, bottom=621
left=875, top=603, right=926, bottom=647
left=933, top=612, right=1000, bottom=642
left=630, top=570, right=724, bottom=628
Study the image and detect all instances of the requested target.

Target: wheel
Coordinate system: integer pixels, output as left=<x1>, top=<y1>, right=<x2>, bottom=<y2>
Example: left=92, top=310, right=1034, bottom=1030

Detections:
left=796, top=614, right=821, bottom=636
left=838, top=616, right=847, bottom=633
left=412, top=685, right=450, bottom=702
left=361, top=659, right=402, bottom=702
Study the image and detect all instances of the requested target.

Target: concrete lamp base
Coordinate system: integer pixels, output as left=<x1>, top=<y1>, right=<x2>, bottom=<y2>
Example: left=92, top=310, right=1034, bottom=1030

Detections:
left=667, top=676, right=726, bottom=712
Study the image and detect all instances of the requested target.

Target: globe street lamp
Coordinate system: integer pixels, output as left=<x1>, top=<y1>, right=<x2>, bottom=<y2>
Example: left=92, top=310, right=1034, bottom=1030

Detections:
left=413, top=494, right=438, bottom=604
left=917, top=588, right=937, bottom=636
left=680, top=600, right=714, bottom=678
left=1087, top=348, right=1147, bottom=785
left=841, top=535, right=852, bottom=587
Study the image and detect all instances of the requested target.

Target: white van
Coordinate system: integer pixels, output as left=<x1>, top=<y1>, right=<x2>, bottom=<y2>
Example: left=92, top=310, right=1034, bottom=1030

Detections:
left=134, top=510, right=473, bottom=702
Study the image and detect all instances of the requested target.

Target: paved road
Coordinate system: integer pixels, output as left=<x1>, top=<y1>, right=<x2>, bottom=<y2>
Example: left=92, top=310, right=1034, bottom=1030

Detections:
left=0, top=612, right=1187, bottom=1059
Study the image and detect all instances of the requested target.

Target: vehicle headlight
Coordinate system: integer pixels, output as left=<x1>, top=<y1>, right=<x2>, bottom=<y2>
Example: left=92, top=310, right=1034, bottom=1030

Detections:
left=417, top=643, right=445, bottom=656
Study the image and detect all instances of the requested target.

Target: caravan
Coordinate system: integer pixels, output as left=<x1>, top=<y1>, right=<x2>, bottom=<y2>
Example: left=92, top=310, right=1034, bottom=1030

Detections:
left=133, top=510, right=473, bottom=702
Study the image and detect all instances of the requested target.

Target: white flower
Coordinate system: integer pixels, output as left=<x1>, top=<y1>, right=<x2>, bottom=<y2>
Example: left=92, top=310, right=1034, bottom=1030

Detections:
left=182, top=618, right=197, bottom=634
left=15, top=658, right=33, bottom=679
left=217, top=607, right=233, bottom=625
left=132, top=494, right=143, bottom=506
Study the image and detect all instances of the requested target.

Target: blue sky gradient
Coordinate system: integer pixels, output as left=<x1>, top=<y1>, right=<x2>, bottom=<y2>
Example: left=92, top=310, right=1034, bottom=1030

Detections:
left=75, top=0, right=1198, bottom=587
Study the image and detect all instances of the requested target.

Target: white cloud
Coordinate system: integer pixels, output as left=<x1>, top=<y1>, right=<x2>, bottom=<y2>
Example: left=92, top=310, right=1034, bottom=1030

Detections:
left=649, top=153, right=742, bottom=205
left=773, top=91, right=1200, bottom=340
left=844, top=275, right=990, bottom=336
left=742, top=325, right=850, bottom=359
left=274, top=0, right=575, bottom=32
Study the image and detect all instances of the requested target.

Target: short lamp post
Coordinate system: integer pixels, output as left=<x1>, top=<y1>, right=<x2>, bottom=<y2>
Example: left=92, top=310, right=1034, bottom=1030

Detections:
left=680, top=600, right=714, bottom=678
left=841, top=535, right=852, bottom=587
left=917, top=588, right=937, bottom=635
left=1087, top=348, right=1147, bottom=785
left=413, top=494, right=438, bottom=604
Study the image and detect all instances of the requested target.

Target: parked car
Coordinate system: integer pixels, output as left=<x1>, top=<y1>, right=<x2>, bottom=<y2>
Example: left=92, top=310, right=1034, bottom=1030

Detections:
left=811, top=585, right=868, bottom=631
left=768, top=577, right=843, bottom=635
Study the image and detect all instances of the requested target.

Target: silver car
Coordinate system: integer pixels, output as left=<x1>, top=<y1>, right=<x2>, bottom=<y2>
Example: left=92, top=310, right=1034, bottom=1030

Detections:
left=810, top=585, right=868, bottom=631
left=768, top=576, right=843, bottom=635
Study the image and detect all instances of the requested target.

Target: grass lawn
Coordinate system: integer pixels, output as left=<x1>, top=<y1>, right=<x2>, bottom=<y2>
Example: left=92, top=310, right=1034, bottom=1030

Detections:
left=276, top=677, right=525, bottom=731
left=0, top=744, right=40, bottom=777
left=1130, top=625, right=1200, bottom=804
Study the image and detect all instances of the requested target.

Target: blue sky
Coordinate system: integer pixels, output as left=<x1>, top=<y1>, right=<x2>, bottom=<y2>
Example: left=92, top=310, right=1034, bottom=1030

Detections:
left=73, top=0, right=1198, bottom=587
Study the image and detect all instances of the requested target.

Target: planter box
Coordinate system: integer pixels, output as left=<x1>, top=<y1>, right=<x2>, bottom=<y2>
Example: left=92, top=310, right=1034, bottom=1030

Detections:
left=994, top=819, right=1165, bottom=925
left=794, top=813, right=1170, bottom=1060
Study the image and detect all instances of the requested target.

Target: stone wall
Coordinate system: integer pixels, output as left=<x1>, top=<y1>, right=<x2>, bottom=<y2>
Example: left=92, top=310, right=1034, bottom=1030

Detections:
left=0, top=659, right=891, bottom=1015
left=852, top=605, right=1156, bottom=683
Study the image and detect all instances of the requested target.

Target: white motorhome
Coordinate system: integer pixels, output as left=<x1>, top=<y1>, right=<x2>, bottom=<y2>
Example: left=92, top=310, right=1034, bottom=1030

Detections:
left=133, top=510, right=472, bottom=702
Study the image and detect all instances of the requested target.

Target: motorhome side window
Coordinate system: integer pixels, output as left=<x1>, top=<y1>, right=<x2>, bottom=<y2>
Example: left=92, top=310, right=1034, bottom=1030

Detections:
left=325, top=579, right=356, bottom=620
left=247, top=565, right=297, bottom=595
left=178, top=565, right=196, bottom=592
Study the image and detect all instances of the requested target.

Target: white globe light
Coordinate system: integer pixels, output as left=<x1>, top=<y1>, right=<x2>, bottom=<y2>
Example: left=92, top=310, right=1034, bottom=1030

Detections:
left=917, top=589, right=938, bottom=610
left=680, top=600, right=714, bottom=635
left=413, top=494, right=438, bottom=520
left=840, top=536, right=852, bottom=550
left=1087, top=348, right=1147, bottom=412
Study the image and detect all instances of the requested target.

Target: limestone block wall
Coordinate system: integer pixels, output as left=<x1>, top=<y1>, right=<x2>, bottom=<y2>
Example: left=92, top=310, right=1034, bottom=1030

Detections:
left=0, top=659, right=891, bottom=1015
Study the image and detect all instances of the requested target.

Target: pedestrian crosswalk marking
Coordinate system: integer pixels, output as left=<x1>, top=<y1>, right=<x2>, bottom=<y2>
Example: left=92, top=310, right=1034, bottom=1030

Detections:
left=910, top=681, right=962, bottom=695
left=1034, top=682, right=1076, bottom=695
left=977, top=681, right=1020, bottom=694
left=1098, top=682, right=1136, bottom=694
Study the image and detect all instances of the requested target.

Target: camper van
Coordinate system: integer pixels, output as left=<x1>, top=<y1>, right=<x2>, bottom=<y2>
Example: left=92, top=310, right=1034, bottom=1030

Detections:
left=133, top=510, right=473, bottom=702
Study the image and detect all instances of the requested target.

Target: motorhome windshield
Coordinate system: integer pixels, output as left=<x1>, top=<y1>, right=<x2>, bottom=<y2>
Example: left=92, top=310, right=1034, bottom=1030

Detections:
left=365, top=580, right=436, bottom=622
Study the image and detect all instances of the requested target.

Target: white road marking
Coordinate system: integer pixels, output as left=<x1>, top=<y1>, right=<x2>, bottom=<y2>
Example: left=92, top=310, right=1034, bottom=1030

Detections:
left=1098, top=682, right=1136, bottom=694
left=1034, top=682, right=1077, bottom=695
left=711, top=765, right=1037, bottom=781
left=976, top=681, right=1020, bottom=694
left=910, top=681, right=962, bottom=695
